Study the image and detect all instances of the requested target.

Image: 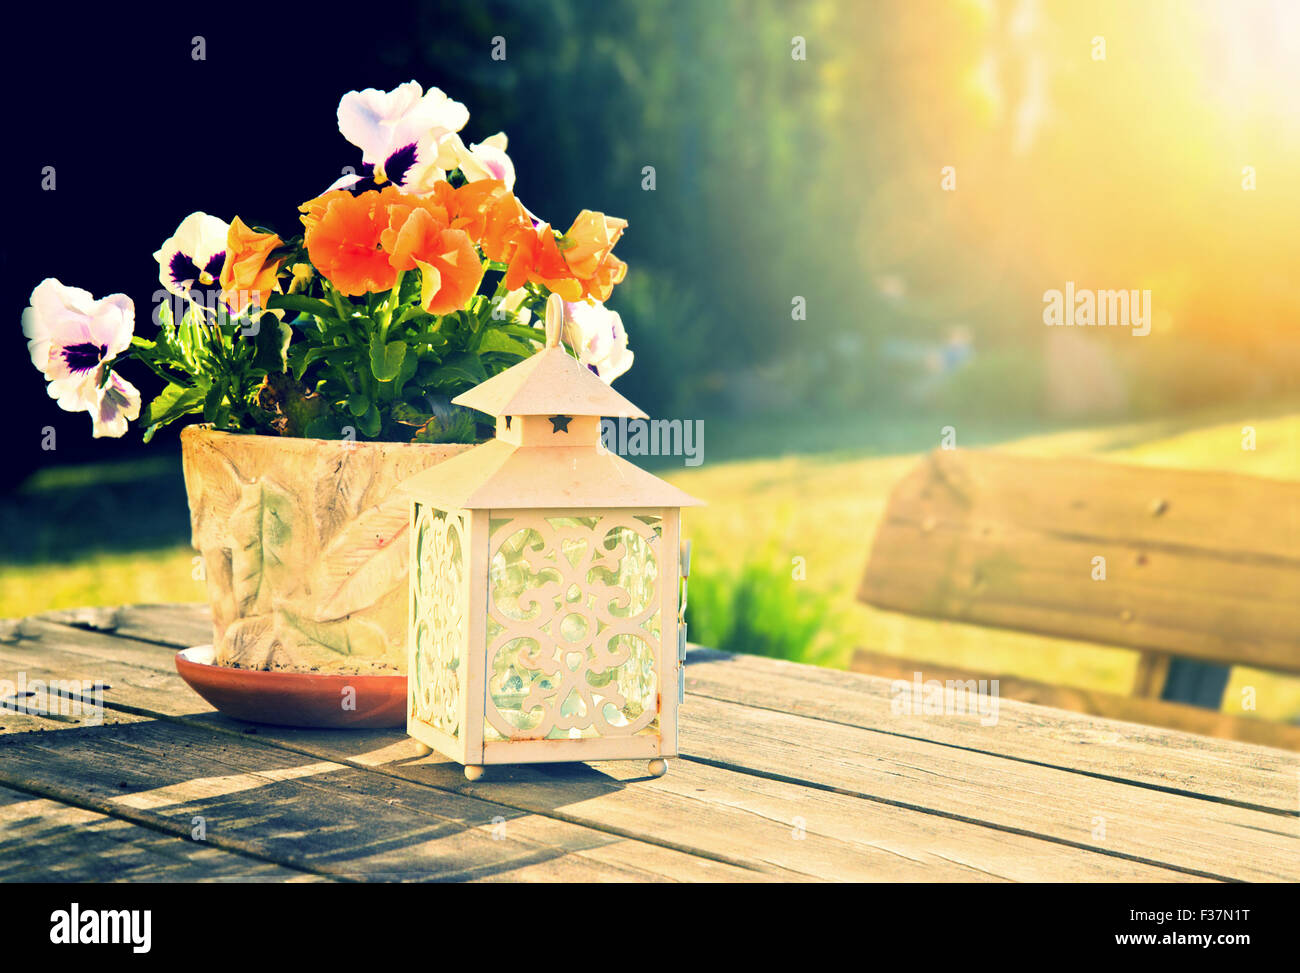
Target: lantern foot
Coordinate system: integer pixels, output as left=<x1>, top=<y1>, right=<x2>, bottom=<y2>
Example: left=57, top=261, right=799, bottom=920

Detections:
left=647, top=758, right=668, bottom=778
left=413, top=743, right=433, bottom=757
left=463, top=764, right=485, bottom=782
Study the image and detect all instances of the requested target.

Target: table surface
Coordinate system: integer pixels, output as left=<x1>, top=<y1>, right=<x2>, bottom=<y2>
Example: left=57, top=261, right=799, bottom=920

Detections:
left=0, top=603, right=1295, bottom=882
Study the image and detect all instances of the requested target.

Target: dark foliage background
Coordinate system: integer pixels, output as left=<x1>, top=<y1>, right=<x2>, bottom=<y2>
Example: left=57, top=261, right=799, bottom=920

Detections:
left=4, top=1, right=1295, bottom=490
left=1, top=1, right=838, bottom=486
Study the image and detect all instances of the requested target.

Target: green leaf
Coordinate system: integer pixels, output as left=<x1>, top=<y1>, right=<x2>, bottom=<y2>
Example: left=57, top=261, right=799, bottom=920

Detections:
left=389, top=401, right=432, bottom=427
left=358, top=402, right=382, bottom=437
left=251, top=315, right=292, bottom=373
left=287, top=344, right=324, bottom=381
left=346, top=393, right=371, bottom=417
left=266, top=293, right=337, bottom=319
left=477, top=329, right=536, bottom=358
left=202, top=382, right=226, bottom=425
left=412, top=410, right=479, bottom=444
left=392, top=304, right=434, bottom=330
left=499, top=324, right=546, bottom=343
left=393, top=346, right=420, bottom=396
left=141, top=383, right=205, bottom=442
left=368, top=333, right=407, bottom=382
left=424, top=353, right=487, bottom=391
left=303, top=416, right=340, bottom=440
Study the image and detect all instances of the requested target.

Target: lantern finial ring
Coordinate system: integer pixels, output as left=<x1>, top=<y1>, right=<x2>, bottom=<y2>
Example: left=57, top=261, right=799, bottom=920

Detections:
left=544, top=293, right=563, bottom=348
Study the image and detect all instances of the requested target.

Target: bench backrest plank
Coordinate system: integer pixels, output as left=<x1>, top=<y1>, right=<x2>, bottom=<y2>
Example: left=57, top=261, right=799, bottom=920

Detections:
left=859, top=449, right=1300, bottom=674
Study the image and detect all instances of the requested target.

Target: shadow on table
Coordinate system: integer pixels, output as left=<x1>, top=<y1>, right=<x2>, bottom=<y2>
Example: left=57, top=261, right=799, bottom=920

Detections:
left=0, top=716, right=634, bottom=881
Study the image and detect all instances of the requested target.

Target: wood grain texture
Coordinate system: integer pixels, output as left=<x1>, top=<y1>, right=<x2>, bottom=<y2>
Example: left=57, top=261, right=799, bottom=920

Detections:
left=0, top=611, right=1195, bottom=881
left=851, top=648, right=1300, bottom=752
left=6, top=603, right=1297, bottom=882
left=678, top=695, right=1299, bottom=881
left=687, top=649, right=1299, bottom=815
left=0, top=784, right=316, bottom=882
left=0, top=713, right=755, bottom=883
left=180, top=426, right=470, bottom=675
left=859, top=449, right=1300, bottom=671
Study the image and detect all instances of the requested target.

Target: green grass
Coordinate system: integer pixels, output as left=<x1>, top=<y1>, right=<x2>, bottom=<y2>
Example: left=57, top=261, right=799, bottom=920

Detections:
left=4, top=404, right=1298, bottom=723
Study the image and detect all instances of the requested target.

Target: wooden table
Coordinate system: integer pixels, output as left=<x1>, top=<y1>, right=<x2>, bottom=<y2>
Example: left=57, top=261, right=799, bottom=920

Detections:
left=0, top=603, right=1295, bottom=882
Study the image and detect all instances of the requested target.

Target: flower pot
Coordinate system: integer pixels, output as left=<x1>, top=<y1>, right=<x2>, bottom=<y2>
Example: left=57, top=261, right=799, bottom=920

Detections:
left=180, top=425, right=471, bottom=675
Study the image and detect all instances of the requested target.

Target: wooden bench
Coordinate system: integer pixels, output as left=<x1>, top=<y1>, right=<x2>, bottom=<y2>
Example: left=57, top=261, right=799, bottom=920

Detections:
left=854, top=448, right=1300, bottom=751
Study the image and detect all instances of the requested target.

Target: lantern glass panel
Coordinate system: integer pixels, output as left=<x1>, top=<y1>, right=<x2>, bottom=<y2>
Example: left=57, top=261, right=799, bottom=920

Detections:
left=411, top=504, right=466, bottom=738
left=485, top=512, right=663, bottom=741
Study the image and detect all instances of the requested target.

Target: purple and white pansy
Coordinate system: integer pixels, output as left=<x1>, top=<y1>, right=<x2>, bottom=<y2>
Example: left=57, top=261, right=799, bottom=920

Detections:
left=330, top=81, right=470, bottom=196
left=153, top=212, right=229, bottom=303
left=22, top=278, right=141, bottom=438
left=562, top=299, right=634, bottom=384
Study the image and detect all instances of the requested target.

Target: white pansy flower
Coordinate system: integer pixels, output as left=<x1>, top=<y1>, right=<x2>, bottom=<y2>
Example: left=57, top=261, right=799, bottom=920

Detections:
left=153, top=212, right=230, bottom=302
left=437, top=131, right=516, bottom=190
left=562, top=300, right=634, bottom=384
left=335, top=81, right=469, bottom=195
left=22, top=278, right=141, bottom=438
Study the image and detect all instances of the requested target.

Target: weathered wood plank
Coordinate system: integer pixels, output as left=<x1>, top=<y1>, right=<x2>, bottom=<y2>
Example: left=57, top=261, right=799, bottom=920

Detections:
left=851, top=648, right=1300, bottom=752
left=860, top=449, right=1300, bottom=671
left=687, top=649, right=1299, bottom=814
left=0, top=783, right=317, bottom=882
left=1, top=616, right=214, bottom=717
left=678, top=693, right=1299, bottom=881
left=38, top=603, right=213, bottom=653
left=877, top=448, right=1300, bottom=561
left=1, top=617, right=1195, bottom=880
left=455, top=756, right=1198, bottom=881
left=15, top=605, right=1289, bottom=880
left=0, top=716, right=755, bottom=882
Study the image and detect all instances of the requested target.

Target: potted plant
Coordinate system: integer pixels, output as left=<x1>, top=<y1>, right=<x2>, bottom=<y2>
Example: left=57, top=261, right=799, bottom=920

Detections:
left=20, top=81, right=635, bottom=690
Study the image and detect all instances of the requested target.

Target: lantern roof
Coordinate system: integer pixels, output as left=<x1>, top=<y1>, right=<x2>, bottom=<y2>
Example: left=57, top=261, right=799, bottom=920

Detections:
left=402, top=295, right=702, bottom=510
left=401, top=437, right=702, bottom=509
left=451, top=338, right=647, bottom=420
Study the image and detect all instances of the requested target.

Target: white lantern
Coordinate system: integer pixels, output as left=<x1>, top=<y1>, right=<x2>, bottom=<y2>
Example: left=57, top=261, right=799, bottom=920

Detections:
left=403, top=297, right=701, bottom=780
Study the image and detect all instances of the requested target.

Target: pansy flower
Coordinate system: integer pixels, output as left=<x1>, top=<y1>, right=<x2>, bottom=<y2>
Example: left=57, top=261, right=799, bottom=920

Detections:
left=382, top=205, right=483, bottom=316
left=219, top=217, right=284, bottom=315
left=154, top=212, right=230, bottom=305
left=562, top=299, right=634, bottom=384
left=332, top=82, right=469, bottom=196
left=22, top=278, right=141, bottom=437
left=301, top=187, right=406, bottom=295
left=504, top=221, right=585, bottom=301
left=437, top=132, right=516, bottom=190
left=559, top=210, right=628, bottom=302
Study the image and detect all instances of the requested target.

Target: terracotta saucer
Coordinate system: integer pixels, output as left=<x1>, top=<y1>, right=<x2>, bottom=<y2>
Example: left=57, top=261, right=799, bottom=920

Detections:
left=175, top=645, right=406, bottom=729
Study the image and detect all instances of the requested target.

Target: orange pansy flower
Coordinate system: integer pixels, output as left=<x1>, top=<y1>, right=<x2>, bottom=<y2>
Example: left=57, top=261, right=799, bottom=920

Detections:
left=301, top=189, right=400, bottom=296
left=379, top=193, right=483, bottom=314
left=220, top=216, right=283, bottom=315
left=413, top=226, right=484, bottom=316
left=559, top=210, right=628, bottom=302
left=431, top=179, right=514, bottom=244
left=504, top=222, right=584, bottom=301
